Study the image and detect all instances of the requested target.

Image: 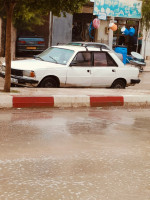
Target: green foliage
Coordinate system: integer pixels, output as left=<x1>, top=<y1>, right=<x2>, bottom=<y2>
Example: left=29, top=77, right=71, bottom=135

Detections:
left=13, top=6, right=46, bottom=31
left=0, top=0, right=89, bottom=30
left=142, top=0, right=150, bottom=31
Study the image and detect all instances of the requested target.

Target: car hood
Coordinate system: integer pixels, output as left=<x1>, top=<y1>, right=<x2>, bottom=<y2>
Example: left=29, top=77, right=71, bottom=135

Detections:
left=10, top=59, right=64, bottom=70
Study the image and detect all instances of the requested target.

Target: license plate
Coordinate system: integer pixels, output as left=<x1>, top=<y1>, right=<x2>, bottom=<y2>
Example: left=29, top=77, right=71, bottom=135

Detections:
left=26, top=47, right=36, bottom=50
left=11, top=78, right=18, bottom=84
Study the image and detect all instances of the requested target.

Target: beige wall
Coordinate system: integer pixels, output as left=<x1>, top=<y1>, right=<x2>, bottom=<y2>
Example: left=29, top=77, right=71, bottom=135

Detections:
left=141, top=29, right=150, bottom=59
left=95, top=20, right=109, bottom=45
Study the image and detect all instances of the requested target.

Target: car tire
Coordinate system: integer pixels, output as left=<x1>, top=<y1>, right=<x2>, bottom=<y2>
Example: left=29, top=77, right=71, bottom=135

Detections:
left=111, top=79, right=126, bottom=89
left=40, top=77, right=58, bottom=88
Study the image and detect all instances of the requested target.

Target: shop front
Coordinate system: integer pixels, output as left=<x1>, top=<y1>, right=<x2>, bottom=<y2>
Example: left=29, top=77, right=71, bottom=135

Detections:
left=113, top=19, right=139, bottom=55
left=93, top=0, right=142, bottom=56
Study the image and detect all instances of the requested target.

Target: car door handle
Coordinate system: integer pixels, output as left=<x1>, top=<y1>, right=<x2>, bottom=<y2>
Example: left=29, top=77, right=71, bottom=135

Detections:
left=87, top=70, right=91, bottom=73
left=112, top=69, right=116, bottom=72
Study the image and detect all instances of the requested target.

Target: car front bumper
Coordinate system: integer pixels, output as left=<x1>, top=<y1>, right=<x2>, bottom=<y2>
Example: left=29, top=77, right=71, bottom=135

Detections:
left=0, top=72, right=39, bottom=87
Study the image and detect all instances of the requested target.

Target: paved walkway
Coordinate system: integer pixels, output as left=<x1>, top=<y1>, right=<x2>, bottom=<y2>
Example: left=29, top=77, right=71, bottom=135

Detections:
left=0, top=59, right=150, bottom=108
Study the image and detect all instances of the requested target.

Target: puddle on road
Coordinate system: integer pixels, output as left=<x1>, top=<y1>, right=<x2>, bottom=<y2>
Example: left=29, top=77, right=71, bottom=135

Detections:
left=0, top=108, right=150, bottom=200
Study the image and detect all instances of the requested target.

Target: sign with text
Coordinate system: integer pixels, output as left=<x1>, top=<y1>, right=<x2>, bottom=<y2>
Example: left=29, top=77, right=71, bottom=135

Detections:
left=93, top=0, right=142, bottom=19
left=98, top=12, right=107, bottom=20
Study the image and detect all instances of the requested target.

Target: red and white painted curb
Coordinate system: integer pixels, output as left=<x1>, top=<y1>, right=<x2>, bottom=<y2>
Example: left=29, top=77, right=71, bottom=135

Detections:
left=12, top=95, right=124, bottom=108
left=1, top=94, right=150, bottom=108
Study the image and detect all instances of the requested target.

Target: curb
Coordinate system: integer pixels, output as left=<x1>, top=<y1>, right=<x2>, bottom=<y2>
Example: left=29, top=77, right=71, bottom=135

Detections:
left=1, top=94, right=150, bottom=108
left=12, top=96, right=124, bottom=108
left=0, top=94, right=149, bottom=108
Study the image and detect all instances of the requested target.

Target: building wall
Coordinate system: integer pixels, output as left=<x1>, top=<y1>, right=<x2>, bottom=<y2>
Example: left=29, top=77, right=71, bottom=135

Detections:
left=141, top=30, right=150, bottom=58
left=95, top=20, right=109, bottom=45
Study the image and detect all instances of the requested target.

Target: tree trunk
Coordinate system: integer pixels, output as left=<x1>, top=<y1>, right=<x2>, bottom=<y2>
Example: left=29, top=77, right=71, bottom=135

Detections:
left=4, top=2, right=15, bottom=92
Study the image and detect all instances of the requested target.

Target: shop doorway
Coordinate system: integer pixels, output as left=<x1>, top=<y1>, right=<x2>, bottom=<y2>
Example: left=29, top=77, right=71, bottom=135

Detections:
left=72, top=13, right=94, bottom=42
left=113, top=20, right=139, bottom=55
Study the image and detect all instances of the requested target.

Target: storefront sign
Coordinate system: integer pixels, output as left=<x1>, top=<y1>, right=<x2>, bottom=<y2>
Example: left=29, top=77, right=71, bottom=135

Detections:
left=93, top=0, right=142, bottom=19
left=98, top=12, right=107, bottom=20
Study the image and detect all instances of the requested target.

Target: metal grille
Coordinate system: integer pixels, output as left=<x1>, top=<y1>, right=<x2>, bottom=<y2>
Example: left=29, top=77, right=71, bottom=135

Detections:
left=11, top=69, right=23, bottom=76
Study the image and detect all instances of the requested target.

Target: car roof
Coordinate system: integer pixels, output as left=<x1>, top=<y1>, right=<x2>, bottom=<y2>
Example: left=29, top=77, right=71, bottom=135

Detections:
left=68, top=41, right=104, bottom=45
left=68, top=41, right=111, bottom=48
left=53, top=45, right=110, bottom=52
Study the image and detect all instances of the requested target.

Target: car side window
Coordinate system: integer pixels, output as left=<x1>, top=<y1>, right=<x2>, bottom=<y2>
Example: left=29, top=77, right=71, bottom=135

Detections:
left=72, top=52, right=92, bottom=66
left=106, top=54, right=117, bottom=66
left=94, top=52, right=107, bottom=66
left=94, top=52, right=116, bottom=67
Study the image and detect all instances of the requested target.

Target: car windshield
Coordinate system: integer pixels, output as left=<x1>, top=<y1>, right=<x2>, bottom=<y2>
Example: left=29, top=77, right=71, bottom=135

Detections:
left=35, top=47, right=74, bottom=65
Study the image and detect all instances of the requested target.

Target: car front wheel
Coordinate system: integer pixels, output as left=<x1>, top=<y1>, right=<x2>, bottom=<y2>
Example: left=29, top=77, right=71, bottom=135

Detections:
left=111, top=79, right=126, bottom=89
left=40, top=77, right=58, bottom=88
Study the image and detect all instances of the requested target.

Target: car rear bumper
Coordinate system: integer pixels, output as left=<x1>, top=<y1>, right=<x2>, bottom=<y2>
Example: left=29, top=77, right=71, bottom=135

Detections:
left=16, top=45, right=45, bottom=53
left=17, top=49, right=44, bottom=52
left=0, top=72, right=39, bottom=87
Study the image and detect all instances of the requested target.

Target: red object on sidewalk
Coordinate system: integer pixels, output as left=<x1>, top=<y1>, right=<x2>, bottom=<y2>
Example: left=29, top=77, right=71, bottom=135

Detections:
left=13, top=96, right=54, bottom=108
left=12, top=95, right=124, bottom=108
left=90, top=96, right=124, bottom=107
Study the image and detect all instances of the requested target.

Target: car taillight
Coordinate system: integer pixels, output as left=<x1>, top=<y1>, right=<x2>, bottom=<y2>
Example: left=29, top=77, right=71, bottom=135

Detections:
left=19, top=40, right=26, bottom=44
left=38, top=41, right=44, bottom=44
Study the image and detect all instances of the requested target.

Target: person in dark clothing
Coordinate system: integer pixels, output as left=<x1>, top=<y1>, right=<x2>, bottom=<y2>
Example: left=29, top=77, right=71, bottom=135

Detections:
left=118, top=36, right=125, bottom=45
left=133, top=33, right=138, bottom=52
left=128, top=32, right=138, bottom=54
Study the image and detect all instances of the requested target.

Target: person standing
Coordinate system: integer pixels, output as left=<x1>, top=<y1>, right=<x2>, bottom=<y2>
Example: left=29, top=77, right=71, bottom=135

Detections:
left=137, top=30, right=143, bottom=54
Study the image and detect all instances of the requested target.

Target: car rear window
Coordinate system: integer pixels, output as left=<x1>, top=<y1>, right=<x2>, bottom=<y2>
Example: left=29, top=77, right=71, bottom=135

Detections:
left=18, top=37, right=44, bottom=42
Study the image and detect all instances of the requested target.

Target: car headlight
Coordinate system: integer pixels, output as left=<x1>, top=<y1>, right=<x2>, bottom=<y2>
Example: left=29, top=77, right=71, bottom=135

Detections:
left=23, top=70, right=36, bottom=78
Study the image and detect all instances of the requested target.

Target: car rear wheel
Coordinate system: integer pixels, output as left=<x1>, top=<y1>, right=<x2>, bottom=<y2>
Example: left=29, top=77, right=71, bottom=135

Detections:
left=40, top=77, right=58, bottom=88
left=111, top=79, right=126, bottom=89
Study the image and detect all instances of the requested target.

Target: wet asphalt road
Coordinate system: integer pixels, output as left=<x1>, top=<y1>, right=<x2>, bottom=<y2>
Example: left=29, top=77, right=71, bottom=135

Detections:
left=0, top=107, right=150, bottom=200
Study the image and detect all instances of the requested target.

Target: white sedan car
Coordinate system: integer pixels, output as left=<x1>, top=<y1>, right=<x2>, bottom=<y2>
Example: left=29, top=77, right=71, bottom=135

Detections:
left=0, top=45, right=140, bottom=89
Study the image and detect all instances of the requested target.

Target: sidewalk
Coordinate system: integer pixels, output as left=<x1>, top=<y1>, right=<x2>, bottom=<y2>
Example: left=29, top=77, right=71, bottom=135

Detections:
left=0, top=60, right=150, bottom=108
left=1, top=87, right=150, bottom=108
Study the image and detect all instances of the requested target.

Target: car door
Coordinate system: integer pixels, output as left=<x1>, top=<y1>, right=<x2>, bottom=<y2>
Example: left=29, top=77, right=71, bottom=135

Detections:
left=91, top=52, right=118, bottom=87
left=66, top=52, right=92, bottom=87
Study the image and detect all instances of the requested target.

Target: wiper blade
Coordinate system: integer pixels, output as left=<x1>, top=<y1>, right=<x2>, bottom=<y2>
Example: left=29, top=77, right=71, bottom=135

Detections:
left=34, top=55, right=44, bottom=61
left=49, top=56, right=58, bottom=63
